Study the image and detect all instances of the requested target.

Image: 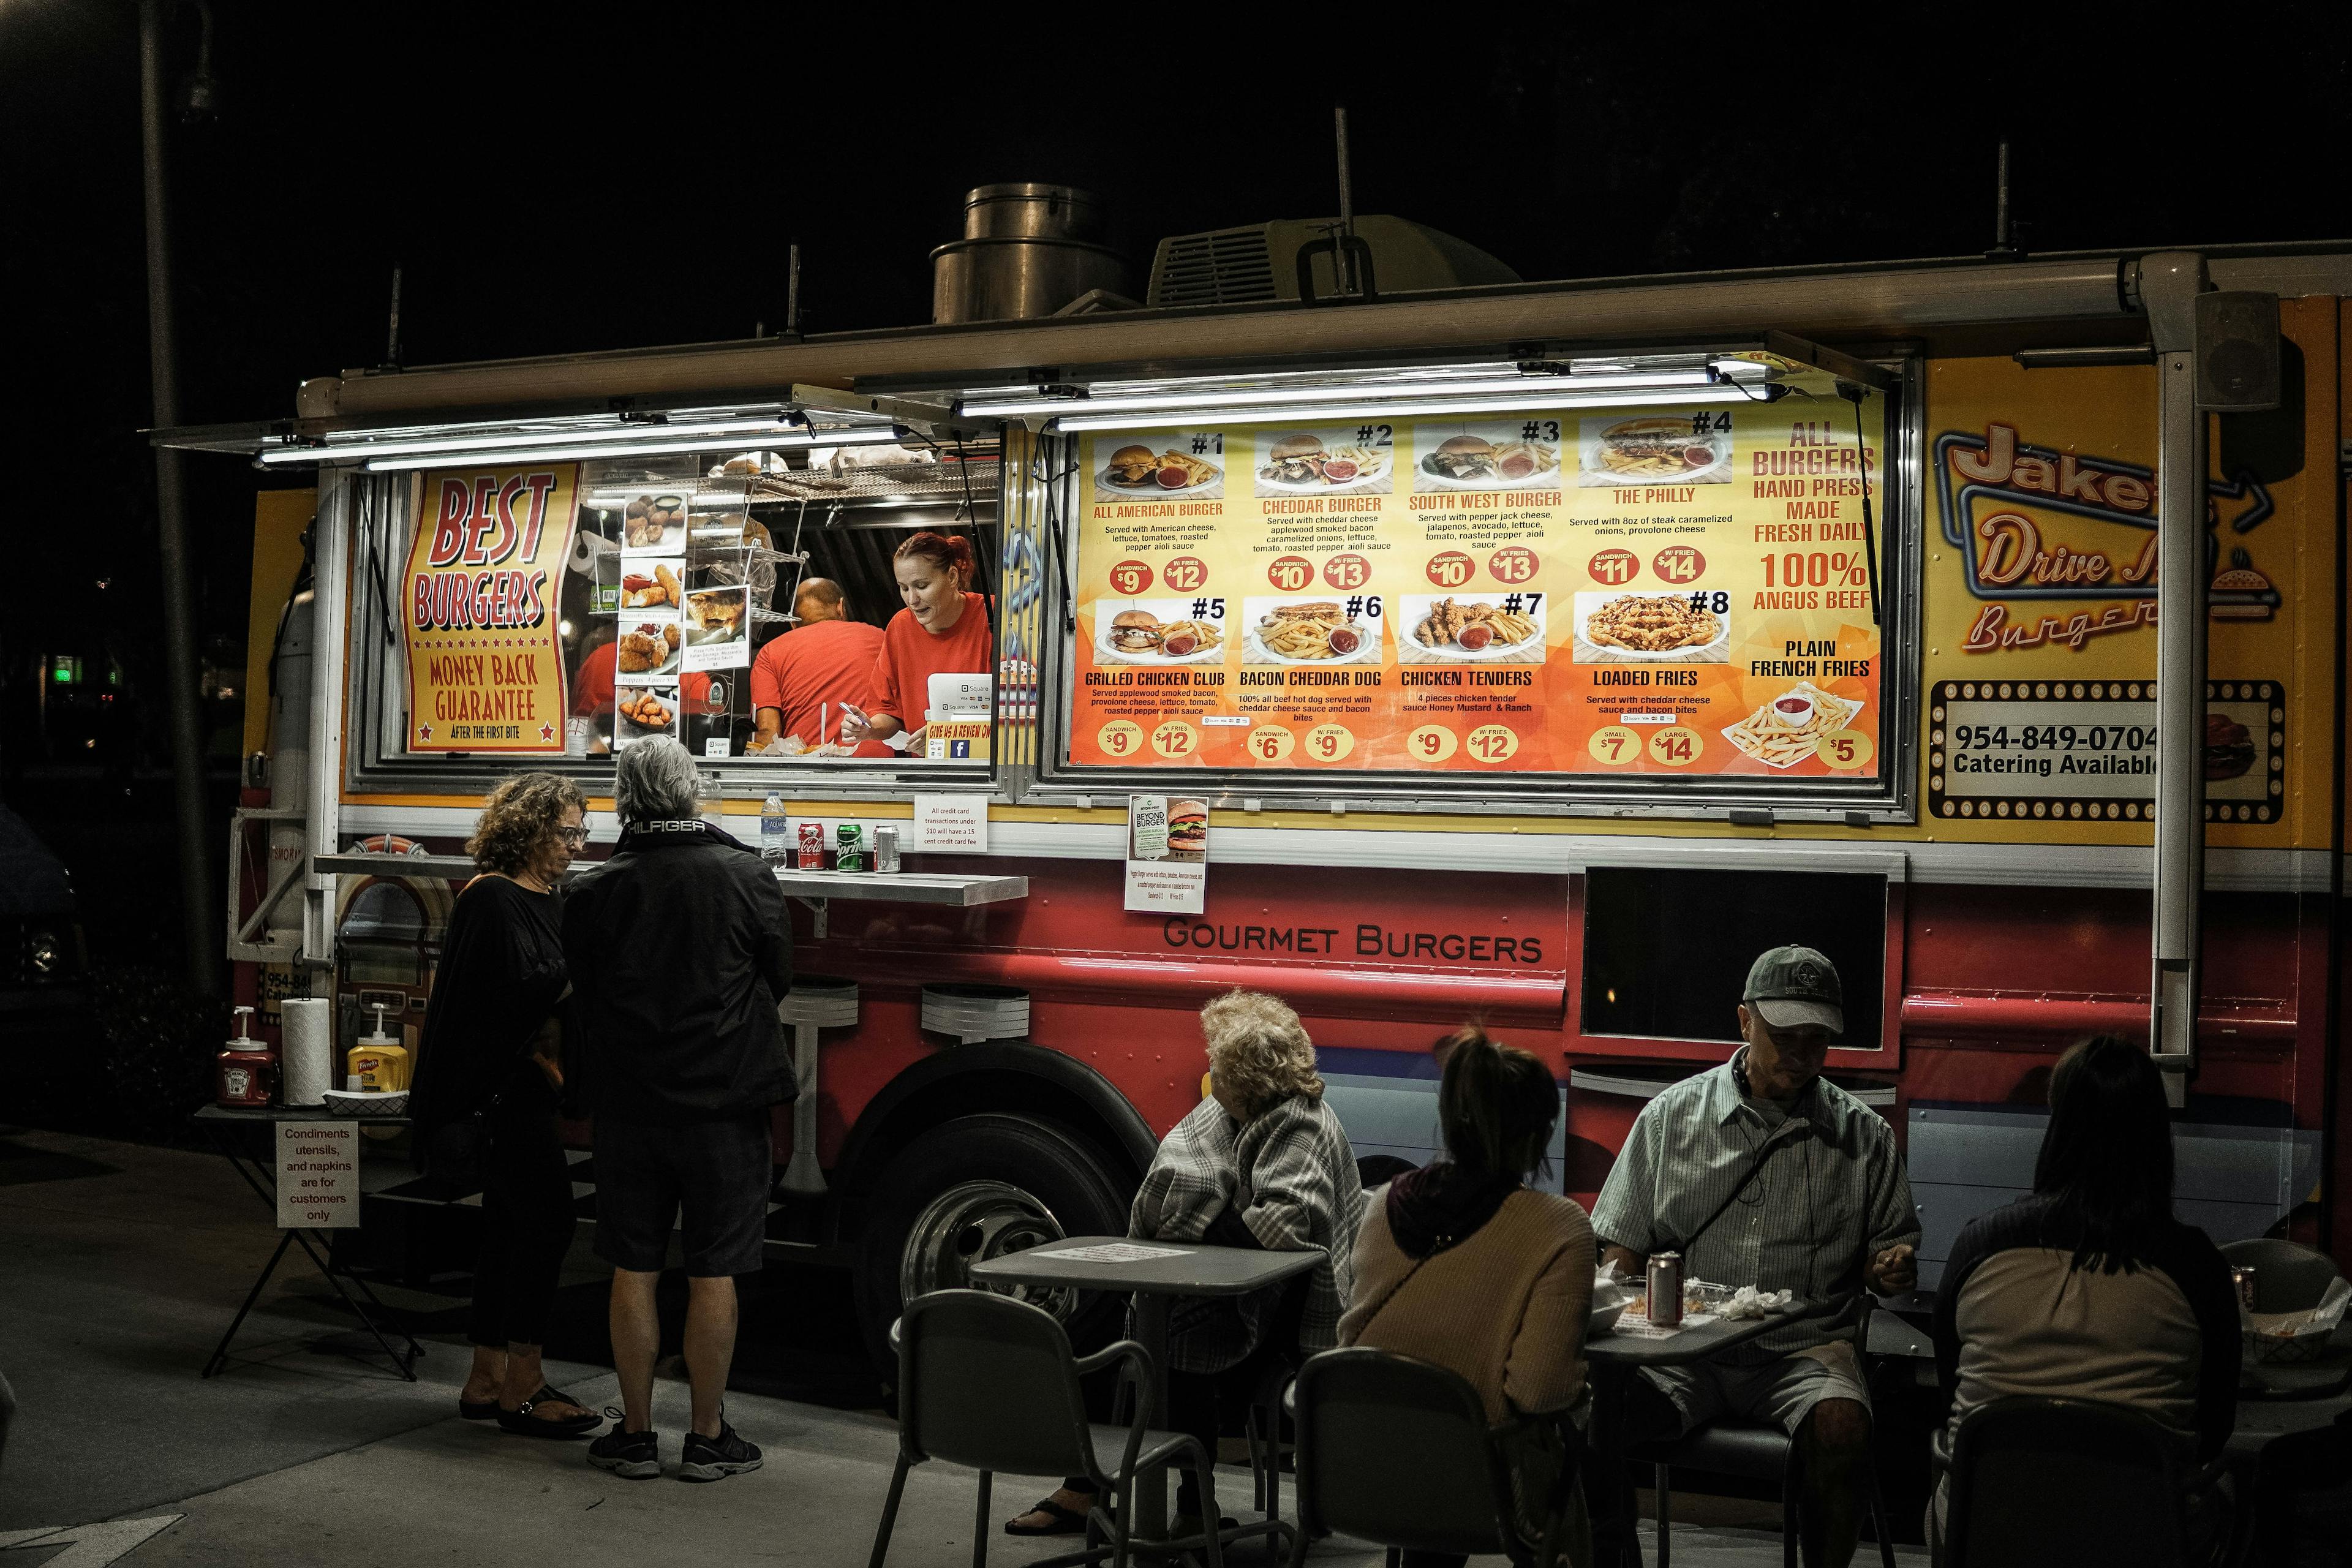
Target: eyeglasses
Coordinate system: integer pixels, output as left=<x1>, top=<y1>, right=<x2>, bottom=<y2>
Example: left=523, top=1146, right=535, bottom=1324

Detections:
left=556, top=826, right=591, bottom=847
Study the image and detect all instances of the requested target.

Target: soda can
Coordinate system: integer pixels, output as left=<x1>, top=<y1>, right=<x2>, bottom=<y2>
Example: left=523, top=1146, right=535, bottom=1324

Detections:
left=796, top=821, right=824, bottom=871
left=2233, top=1265, right=2257, bottom=1311
left=835, top=822, right=866, bottom=873
left=1646, top=1251, right=1684, bottom=1328
left=873, top=825, right=902, bottom=874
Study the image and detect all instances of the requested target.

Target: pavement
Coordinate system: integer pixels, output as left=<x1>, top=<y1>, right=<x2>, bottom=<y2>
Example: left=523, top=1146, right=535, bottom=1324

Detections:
left=0, top=1127, right=1924, bottom=1566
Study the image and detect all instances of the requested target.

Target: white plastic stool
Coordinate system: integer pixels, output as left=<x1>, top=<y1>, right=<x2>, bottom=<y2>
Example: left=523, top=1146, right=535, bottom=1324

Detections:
left=776, top=976, right=859, bottom=1196
left=919, top=984, right=1030, bottom=1046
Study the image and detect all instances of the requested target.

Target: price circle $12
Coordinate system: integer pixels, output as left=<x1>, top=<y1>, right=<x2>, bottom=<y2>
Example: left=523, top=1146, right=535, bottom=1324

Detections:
left=1464, top=723, right=1519, bottom=764
left=1646, top=726, right=1703, bottom=767
left=1096, top=720, right=1144, bottom=758
left=1588, top=549, right=1639, bottom=587
left=1164, top=556, right=1208, bottom=592
left=1267, top=555, right=1314, bottom=592
left=1151, top=720, right=1199, bottom=760
left=1488, top=546, right=1539, bottom=584
left=1425, top=551, right=1475, bottom=589
left=1248, top=724, right=1295, bottom=763
left=1107, top=560, right=1153, bottom=596
left=1407, top=723, right=1458, bottom=762
left=1303, top=723, right=1355, bottom=762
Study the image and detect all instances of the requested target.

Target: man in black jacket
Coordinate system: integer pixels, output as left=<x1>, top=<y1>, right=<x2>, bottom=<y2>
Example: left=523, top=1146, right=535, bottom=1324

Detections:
left=565, top=737, right=792, bottom=1483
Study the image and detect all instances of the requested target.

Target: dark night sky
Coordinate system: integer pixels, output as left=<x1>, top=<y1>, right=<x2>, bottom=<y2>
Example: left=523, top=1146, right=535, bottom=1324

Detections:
left=6, top=1, right=2351, bottom=725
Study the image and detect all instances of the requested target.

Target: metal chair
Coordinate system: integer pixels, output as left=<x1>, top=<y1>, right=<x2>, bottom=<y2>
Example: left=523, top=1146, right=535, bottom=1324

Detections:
left=868, top=1289, right=1224, bottom=1568
left=1284, top=1346, right=1580, bottom=1568
left=1941, top=1396, right=2214, bottom=1568
left=1630, top=1303, right=1899, bottom=1568
left=2221, top=1237, right=2343, bottom=1313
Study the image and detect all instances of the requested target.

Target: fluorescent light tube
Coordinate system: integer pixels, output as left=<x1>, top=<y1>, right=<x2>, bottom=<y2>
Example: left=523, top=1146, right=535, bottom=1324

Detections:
left=1050, top=383, right=1762, bottom=435
left=257, top=417, right=808, bottom=467
left=260, top=424, right=904, bottom=471
left=959, top=369, right=1725, bottom=420
left=351, top=428, right=907, bottom=473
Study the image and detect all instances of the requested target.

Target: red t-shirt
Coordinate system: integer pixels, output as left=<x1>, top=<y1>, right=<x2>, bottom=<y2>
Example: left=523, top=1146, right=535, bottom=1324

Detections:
left=749, top=619, right=887, bottom=745
left=869, top=593, right=992, bottom=729
left=570, top=641, right=714, bottom=717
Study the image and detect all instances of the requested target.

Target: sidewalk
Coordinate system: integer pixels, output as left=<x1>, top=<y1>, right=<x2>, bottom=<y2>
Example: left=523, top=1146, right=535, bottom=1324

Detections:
left=0, top=1128, right=1920, bottom=1566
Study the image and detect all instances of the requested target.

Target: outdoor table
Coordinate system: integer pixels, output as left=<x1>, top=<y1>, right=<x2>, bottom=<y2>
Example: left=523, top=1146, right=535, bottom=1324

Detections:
left=1583, top=1304, right=1803, bottom=1568
left=191, top=1104, right=423, bottom=1381
left=968, top=1235, right=1321, bottom=1559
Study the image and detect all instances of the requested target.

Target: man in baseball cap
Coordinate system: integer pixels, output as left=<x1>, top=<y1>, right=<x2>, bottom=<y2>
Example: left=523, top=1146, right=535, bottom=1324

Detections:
left=1590, top=941, right=1920, bottom=1568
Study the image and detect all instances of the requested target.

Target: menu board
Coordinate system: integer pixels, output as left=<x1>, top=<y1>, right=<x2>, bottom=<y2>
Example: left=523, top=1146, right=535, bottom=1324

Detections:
left=1066, top=396, right=1886, bottom=782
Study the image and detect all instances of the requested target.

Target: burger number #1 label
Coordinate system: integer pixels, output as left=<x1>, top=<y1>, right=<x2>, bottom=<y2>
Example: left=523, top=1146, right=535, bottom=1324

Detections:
left=1065, top=404, right=1887, bottom=783
left=1124, top=793, right=1207, bottom=914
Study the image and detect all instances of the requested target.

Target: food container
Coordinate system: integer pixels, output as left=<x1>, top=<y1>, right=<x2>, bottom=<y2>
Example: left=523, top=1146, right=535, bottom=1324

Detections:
left=873, top=826, right=901, bottom=873
left=2243, top=1276, right=2351, bottom=1363
left=322, top=1088, right=410, bottom=1118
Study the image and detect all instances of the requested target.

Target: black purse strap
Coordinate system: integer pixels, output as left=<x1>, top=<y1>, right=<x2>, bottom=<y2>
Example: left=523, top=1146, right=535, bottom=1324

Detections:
left=1664, top=1125, right=1806, bottom=1256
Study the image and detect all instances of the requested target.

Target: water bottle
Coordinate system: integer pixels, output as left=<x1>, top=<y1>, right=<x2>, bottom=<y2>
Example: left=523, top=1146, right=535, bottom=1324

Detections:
left=760, top=791, right=790, bottom=867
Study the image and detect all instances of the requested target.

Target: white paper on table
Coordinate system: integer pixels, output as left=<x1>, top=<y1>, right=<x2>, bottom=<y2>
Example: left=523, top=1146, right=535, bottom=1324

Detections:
left=1030, top=1242, right=1190, bottom=1264
left=1610, top=1310, right=1721, bottom=1341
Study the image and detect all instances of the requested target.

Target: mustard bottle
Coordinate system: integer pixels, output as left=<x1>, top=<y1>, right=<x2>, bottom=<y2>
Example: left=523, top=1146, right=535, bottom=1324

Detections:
left=348, top=1003, right=413, bottom=1093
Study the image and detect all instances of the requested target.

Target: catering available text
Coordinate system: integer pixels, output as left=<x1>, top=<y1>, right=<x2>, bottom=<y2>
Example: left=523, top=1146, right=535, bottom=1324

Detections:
left=402, top=464, right=581, bottom=754
left=1067, top=401, right=1886, bottom=780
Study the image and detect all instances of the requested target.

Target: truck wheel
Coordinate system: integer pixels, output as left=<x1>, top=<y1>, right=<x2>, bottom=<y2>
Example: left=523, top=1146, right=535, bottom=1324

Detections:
left=856, top=1112, right=1131, bottom=1385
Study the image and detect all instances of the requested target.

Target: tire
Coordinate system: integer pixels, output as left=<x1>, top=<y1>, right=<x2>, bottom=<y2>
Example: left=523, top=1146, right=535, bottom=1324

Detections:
left=854, top=1112, right=1133, bottom=1388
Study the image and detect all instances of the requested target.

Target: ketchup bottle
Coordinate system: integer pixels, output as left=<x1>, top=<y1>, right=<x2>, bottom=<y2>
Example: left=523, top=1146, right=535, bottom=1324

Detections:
left=216, top=1005, right=277, bottom=1108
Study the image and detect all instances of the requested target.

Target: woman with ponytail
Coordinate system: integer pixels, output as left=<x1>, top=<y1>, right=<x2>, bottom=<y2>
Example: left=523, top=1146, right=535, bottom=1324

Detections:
left=1340, top=1024, right=1596, bottom=1567
left=840, top=530, right=990, bottom=748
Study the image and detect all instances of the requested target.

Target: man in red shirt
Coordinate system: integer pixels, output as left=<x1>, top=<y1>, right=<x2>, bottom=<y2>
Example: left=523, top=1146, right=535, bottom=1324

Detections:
left=749, top=579, right=886, bottom=752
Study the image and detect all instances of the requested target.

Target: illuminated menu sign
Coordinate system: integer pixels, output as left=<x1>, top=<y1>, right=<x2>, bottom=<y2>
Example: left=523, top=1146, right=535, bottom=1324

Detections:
left=1066, top=397, right=1886, bottom=782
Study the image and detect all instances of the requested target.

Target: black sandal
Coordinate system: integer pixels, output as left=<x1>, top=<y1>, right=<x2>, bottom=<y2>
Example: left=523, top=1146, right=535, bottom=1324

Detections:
left=1004, top=1498, right=1093, bottom=1536
left=494, top=1385, right=601, bottom=1438
left=459, top=1396, right=500, bottom=1421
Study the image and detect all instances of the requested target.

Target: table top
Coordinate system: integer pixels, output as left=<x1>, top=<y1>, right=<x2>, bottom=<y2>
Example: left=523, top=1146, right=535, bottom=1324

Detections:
left=968, top=1237, right=1324, bottom=1297
left=194, top=1103, right=413, bottom=1128
left=1586, top=1305, right=1801, bottom=1369
left=311, top=851, right=1028, bottom=907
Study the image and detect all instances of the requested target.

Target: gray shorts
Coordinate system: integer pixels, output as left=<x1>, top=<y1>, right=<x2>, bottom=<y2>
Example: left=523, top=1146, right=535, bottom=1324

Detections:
left=1632, top=1340, right=1871, bottom=1442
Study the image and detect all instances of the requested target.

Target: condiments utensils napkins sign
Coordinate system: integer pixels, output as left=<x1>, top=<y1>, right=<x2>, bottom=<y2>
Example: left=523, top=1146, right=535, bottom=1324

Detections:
left=1123, top=794, right=1207, bottom=914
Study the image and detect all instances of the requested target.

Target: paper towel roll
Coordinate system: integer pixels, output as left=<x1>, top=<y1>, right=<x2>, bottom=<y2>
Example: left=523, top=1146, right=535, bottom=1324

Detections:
left=281, top=998, right=335, bottom=1107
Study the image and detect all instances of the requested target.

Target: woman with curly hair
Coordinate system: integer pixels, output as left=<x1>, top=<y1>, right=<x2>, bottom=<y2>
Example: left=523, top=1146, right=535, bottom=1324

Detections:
left=410, top=771, right=601, bottom=1438
left=1008, top=990, right=1365, bottom=1540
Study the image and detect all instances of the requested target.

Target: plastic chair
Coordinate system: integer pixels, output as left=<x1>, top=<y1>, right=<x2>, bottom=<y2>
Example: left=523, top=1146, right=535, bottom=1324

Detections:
left=1630, top=1303, right=1898, bottom=1568
left=2220, top=1238, right=2343, bottom=1313
left=1284, top=1346, right=1580, bottom=1568
left=1942, top=1396, right=2214, bottom=1568
left=868, top=1290, right=1224, bottom=1568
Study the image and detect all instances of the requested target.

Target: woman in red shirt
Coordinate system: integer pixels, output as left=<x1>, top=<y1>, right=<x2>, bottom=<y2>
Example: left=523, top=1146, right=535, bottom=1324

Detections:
left=842, top=532, right=990, bottom=750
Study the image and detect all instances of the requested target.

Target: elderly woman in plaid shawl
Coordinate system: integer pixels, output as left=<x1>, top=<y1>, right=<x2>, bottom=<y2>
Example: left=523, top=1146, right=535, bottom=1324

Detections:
left=1005, top=990, right=1366, bottom=1540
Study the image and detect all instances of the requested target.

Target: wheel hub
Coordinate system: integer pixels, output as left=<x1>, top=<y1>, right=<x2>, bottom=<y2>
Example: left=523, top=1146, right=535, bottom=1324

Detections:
left=900, top=1178, right=1078, bottom=1321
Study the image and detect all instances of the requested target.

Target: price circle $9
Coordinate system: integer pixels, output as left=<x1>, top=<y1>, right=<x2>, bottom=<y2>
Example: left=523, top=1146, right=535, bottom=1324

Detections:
left=1248, top=724, right=1295, bottom=763
left=1646, top=726, right=1703, bottom=767
left=1587, top=725, right=1641, bottom=767
left=1464, top=723, right=1519, bottom=764
left=1303, top=723, right=1355, bottom=763
left=1818, top=729, right=1875, bottom=772
left=1096, top=720, right=1145, bottom=758
left=1407, top=723, right=1458, bottom=762
left=1108, top=559, right=1153, bottom=596
left=1151, top=720, right=1199, bottom=760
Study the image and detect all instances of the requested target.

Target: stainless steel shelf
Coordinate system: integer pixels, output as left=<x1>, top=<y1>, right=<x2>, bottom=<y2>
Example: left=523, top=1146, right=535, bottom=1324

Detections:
left=312, top=853, right=1027, bottom=907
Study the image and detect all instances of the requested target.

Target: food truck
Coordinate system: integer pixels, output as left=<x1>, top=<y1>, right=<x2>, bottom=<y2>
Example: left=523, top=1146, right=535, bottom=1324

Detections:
left=176, top=233, right=2351, bottom=1366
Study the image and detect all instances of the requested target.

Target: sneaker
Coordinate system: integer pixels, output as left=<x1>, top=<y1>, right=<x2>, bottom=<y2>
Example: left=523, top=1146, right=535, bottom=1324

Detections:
left=678, top=1420, right=762, bottom=1482
left=587, top=1414, right=662, bottom=1480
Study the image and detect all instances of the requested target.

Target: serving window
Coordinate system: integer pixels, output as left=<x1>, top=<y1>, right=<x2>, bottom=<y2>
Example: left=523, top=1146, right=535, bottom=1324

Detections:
left=345, top=437, right=1006, bottom=794
left=1025, top=351, right=1922, bottom=821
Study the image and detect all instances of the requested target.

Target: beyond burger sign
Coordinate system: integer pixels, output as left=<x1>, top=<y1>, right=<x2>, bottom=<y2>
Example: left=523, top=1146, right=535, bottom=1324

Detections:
left=401, top=464, right=579, bottom=753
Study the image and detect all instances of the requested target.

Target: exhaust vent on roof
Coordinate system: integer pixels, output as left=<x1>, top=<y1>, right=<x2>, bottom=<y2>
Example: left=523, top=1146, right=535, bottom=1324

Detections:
left=1147, top=216, right=1518, bottom=308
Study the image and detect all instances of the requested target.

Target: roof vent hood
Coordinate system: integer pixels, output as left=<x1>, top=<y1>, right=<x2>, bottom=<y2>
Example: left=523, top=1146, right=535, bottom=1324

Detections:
left=930, top=183, right=1134, bottom=324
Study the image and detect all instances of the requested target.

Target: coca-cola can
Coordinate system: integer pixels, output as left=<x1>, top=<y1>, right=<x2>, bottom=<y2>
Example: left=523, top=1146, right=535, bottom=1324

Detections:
left=2232, top=1265, right=2258, bottom=1311
left=796, top=821, right=824, bottom=871
left=1646, top=1251, right=1684, bottom=1328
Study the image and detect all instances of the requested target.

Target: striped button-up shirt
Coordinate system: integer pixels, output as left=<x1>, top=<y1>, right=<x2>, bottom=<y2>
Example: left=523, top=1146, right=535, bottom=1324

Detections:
left=1590, top=1050, right=1918, bottom=1363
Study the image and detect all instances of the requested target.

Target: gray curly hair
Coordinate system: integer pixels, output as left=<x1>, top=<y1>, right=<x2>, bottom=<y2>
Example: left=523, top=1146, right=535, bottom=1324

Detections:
left=614, top=736, right=702, bottom=823
left=1200, top=989, right=1324, bottom=1119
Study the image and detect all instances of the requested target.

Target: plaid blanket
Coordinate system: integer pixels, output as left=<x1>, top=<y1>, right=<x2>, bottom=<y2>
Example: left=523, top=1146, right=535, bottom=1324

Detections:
left=1130, top=1093, right=1366, bottom=1373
